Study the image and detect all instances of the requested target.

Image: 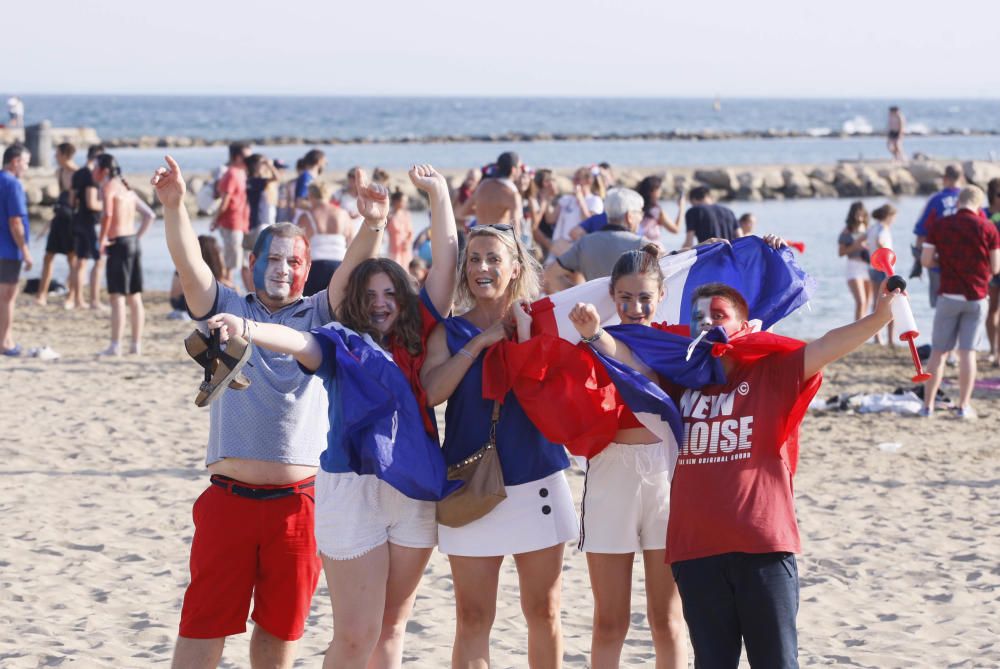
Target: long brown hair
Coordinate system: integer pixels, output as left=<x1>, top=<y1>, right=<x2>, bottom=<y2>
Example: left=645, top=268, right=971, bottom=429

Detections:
left=845, top=201, right=868, bottom=233
left=337, top=258, right=423, bottom=355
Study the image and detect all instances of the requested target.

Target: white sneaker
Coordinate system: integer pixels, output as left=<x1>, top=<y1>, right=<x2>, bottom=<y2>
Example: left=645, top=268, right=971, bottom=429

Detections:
left=98, top=344, right=122, bottom=357
left=34, top=345, right=61, bottom=360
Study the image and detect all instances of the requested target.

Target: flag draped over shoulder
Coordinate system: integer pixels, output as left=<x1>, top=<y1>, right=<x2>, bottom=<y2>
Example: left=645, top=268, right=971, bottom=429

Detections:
left=529, top=236, right=814, bottom=341
left=482, top=236, right=814, bottom=462
left=311, top=323, right=460, bottom=502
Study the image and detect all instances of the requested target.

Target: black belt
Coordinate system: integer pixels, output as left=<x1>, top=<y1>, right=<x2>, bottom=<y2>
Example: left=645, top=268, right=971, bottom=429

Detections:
left=210, top=474, right=315, bottom=501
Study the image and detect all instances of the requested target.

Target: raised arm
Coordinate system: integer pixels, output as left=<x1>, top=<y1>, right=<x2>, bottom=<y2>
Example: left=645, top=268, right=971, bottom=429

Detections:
left=206, top=312, right=322, bottom=372
left=420, top=321, right=508, bottom=406
left=327, top=167, right=389, bottom=315
left=135, top=197, right=155, bottom=238
left=568, top=303, right=656, bottom=380
left=803, top=281, right=897, bottom=379
left=152, top=156, right=217, bottom=317
left=409, top=164, right=458, bottom=315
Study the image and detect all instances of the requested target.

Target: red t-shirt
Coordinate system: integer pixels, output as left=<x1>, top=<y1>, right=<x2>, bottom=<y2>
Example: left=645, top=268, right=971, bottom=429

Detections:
left=925, top=209, right=1000, bottom=301
left=665, top=347, right=807, bottom=563
left=216, top=166, right=250, bottom=232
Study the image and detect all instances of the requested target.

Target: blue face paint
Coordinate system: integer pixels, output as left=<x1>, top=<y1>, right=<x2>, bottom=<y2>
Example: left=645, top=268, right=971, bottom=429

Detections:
left=252, top=227, right=274, bottom=291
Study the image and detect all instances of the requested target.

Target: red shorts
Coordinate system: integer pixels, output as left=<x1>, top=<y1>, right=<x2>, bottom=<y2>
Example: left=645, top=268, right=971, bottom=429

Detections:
left=178, top=476, right=322, bottom=641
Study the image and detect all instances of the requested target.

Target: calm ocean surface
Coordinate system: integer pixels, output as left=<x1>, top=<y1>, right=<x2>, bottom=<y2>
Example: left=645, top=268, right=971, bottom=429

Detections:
left=17, top=95, right=1000, bottom=172
left=25, top=196, right=952, bottom=346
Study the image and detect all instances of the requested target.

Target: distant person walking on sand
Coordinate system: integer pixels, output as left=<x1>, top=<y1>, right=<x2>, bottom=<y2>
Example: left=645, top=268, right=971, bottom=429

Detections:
left=887, top=106, right=906, bottom=162
left=211, top=142, right=252, bottom=285
left=867, top=203, right=898, bottom=345
left=69, top=144, right=106, bottom=310
left=6, top=96, right=24, bottom=128
left=912, top=164, right=962, bottom=307
left=35, top=142, right=79, bottom=305
left=920, top=186, right=1000, bottom=419
left=683, top=186, right=741, bottom=248
left=296, top=181, right=352, bottom=297
left=294, top=148, right=326, bottom=209
left=838, top=201, right=872, bottom=324
left=0, top=144, right=31, bottom=356
left=95, top=154, right=155, bottom=356
left=387, top=188, right=413, bottom=269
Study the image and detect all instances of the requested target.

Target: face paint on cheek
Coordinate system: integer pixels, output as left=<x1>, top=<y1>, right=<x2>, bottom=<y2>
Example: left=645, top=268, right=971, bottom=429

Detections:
left=288, top=238, right=309, bottom=296
left=252, top=228, right=274, bottom=291
left=640, top=302, right=653, bottom=318
left=690, top=297, right=715, bottom=336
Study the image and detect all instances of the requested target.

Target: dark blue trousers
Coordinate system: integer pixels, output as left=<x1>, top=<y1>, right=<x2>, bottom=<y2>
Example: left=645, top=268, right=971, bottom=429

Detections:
left=671, top=552, right=799, bottom=669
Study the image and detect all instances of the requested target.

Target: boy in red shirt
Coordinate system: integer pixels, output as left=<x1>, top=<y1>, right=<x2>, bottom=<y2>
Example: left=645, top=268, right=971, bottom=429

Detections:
left=666, top=280, right=897, bottom=668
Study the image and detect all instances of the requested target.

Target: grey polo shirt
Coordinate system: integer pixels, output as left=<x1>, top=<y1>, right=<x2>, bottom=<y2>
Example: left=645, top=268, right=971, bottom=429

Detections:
left=556, top=227, right=643, bottom=281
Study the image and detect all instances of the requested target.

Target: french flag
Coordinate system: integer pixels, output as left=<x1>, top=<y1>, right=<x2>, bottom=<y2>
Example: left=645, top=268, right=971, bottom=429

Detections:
left=529, top=236, right=814, bottom=341
left=311, top=323, right=460, bottom=502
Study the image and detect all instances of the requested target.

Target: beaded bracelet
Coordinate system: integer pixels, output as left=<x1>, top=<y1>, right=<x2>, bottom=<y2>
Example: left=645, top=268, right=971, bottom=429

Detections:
left=580, top=329, right=604, bottom=344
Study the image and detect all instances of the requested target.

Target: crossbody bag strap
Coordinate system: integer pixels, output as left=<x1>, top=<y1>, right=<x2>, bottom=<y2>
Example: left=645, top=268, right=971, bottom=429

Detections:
left=488, top=400, right=501, bottom=446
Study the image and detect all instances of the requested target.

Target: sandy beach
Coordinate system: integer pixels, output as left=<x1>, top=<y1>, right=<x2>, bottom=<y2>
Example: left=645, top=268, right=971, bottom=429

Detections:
left=1, top=293, right=998, bottom=668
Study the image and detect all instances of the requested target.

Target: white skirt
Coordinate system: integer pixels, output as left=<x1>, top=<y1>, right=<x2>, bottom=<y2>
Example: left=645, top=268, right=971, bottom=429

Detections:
left=438, top=470, right=578, bottom=557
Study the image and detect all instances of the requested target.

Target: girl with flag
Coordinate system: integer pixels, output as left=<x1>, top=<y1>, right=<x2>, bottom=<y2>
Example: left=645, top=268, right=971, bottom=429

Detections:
left=419, top=224, right=578, bottom=669
left=207, top=163, right=460, bottom=669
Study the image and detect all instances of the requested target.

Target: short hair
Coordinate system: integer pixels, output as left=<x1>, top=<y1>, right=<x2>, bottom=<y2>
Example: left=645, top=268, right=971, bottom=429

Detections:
left=871, top=203, right=897, bottom=221
left=987, top=178, right=1000, bottom=202
left=2, top=143, right=27, bottom=166
left=688, top=186, right=710, bottom=202
left=496, top=151, right=520, bottom=178
left=889, top=105, right=899, bottom=112
left=609, top=244, right=664, bottom=296
left=251, top=221, right=310, bottom=259
left=957, top=185, right=985, bottom=211
left=228, top=142, right=250, bottom=162
left=56, top=142, right=76, bottom=158
left=944, top=164, right=963, bottom=182
left=604, top=187, right=644, bottom=223
left=738, top=213, right=755, bottom=224
left=307, top=181, right=331, bottom=201
left=86, top=144, right=105, bottom=160
left=690, top=283, right=749, bottom=321
left=457, top=225, right=541, bottom=310
left=303, top=149, right=325, bottom=168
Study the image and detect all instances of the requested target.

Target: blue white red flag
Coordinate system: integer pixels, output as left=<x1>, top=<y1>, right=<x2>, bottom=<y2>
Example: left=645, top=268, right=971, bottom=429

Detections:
left=312, top=322, right=459, bottom=502
left=529, top=236, right=814, bottom=341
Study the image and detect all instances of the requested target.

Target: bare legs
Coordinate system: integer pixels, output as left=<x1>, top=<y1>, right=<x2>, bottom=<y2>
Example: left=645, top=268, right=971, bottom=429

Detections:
left=101, top=293, right=144, bottom=356
left=69, top=256, right=104, bottom=309
left=0, top=282, right=19, bottom=350
left=450, top=544, right=565, bottom=669
left=846, top=278, right=869, bottom=323
left=35, top=251, right=75, bottom=305
left=171, top=629, right=297, bottom=669
left=924, top=348, right=978, bottom=413
left=322, top=543, right=432, bottom=669
left=987, top=283, right=1000, bottom=366
left=586, top=551, right=687, bottom=669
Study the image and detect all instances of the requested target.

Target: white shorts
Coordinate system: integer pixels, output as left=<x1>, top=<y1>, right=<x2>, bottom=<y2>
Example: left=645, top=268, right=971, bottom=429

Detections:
left=438, top=470, right=578, bottom=557
left=315, top=470, right=437, bottom=560
left=845, top=258, right=869, bottom=281
left=219, top=228, right=244, bottom=271
left=578, top=442, right=670, bottom=553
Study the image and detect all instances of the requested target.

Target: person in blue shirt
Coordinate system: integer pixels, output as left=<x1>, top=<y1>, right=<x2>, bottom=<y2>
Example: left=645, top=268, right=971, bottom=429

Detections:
left=420, top=224, right=577, bottom=668
left=0, top=143, right=31, bottom=356
left=293, top=148, right=325, bottom=208
left=912, top=164, right=962, bottom=308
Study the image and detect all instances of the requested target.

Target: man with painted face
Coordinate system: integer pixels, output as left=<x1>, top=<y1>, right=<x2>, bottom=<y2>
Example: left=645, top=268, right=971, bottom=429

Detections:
left=152, top=155, right=389, bottom=669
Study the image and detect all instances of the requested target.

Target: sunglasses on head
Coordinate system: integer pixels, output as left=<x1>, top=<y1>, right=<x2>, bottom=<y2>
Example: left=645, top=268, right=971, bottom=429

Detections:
left=483, top=223, right=514, bottom=233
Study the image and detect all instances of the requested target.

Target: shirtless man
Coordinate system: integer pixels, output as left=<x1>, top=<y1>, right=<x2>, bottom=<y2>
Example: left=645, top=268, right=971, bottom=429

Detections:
left=455, top=151, right=524, bottom=232
left=152, top=155, right=388, bottom=669
left=887, top=106, right=906, bottom=162
left=95, top=154, right=155, bottom=356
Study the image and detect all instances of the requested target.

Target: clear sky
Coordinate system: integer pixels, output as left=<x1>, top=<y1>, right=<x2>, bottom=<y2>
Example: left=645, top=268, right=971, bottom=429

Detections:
left=5, top=0, right=998, bottom=97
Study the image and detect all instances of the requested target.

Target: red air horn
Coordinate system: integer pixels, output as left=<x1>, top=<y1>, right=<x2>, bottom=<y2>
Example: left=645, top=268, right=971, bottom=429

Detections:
left=871, top=248, right=931, bottom=382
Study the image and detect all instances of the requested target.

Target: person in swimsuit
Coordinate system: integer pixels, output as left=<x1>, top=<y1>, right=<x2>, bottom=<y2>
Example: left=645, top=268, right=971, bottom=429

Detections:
left=35, top=142, right=79, bottom=305
left=420, top=224, right=577, bottom=668
left=95, top=154, right=155, bottom=356
left=386, top=189, right=413, bottom=269
left=297, top=181, right=353, bottom=297
left=837, top=201, right=872, bottom=324
left=887, top=106, right=906, bottom=162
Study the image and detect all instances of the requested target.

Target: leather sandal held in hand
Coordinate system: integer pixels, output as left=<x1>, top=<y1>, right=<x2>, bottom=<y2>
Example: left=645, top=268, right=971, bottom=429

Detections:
left=184, top=329, right=251, bottom=391
left=186, top=329, right=254, bottom=407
